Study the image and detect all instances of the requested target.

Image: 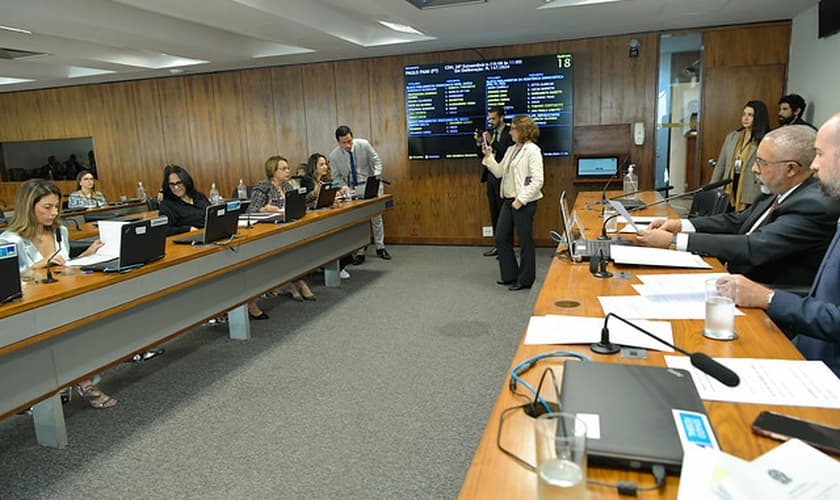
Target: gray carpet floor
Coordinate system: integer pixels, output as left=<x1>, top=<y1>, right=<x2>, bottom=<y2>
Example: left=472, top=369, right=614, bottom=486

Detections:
left=0, top=245, right=553, bottom=499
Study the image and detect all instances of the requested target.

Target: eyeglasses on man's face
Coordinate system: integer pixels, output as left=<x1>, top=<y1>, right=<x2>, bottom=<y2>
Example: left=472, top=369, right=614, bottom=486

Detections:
left=754, top=157, right=800, bottom=169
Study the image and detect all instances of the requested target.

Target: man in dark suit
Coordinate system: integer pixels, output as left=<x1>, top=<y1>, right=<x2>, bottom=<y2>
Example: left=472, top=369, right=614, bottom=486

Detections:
left=778, top=94, right=816, bottom=130
left=638, top=125, right=840, bottom=288
left=475, top=106, right=514, bottom=257
left=719, top=113, right=840, bottom=377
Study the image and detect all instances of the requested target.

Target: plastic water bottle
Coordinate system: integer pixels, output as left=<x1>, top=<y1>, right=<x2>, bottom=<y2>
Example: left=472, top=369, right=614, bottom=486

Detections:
left=209, top=182, right=222, bottom=204
left=137, top=181, right=146, bottom=201
left=236, top=179, right=248, bottom=200
left=623, top=164, right=639, bottom=199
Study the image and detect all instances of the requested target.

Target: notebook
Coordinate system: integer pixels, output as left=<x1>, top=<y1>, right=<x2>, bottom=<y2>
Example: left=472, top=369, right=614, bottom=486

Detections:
left=560, top=361, right=714, bottom=475
left=558, top=190, right=631, bottom=261
left=0, top=243, right=22, bottom=304
left=313, top=183, right=338, bottom=209
left=174, top=200, right=247, bottom=245
left=67, top=217, right=169, bottom=271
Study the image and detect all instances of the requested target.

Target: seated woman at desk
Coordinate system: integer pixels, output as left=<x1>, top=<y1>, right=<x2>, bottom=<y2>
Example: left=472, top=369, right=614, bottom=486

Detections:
left=304, top=153, right=344, bottom=206
left=249, top=155, right=316, bottom=301
left=0, top=179, right=115, bottom=408
left=158, top=164, right=269, bottom=319
left=67, top=170, right=107, bottom=209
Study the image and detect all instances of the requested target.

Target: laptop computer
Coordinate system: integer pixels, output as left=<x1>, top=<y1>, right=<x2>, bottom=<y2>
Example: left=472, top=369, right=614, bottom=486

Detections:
left=76, top=217, right=169, bottom=271
left=313, top=183, right=338, bottom=209
left=351, top=176, right=381, bottom=200
left=174, top=200, right=247, bottom=245
left=280, top=188, right=307, bottom=222
left=558, top=191, right=631, bottom=261
left=0, top=243, right=22, bottom=304
left=560, top=361, right=715, bottom=475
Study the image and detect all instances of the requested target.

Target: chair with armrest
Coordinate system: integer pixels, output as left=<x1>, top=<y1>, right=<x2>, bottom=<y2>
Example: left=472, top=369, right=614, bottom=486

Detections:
left=688, top=189, right=730, bottom=218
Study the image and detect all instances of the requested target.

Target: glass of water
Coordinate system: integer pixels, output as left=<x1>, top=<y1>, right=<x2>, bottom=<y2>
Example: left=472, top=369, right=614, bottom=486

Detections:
left=603, top=208, right=619, bottom=233
left=703, top=278, right=737, bottom=340
left=534, top=412, right=587, bottom=500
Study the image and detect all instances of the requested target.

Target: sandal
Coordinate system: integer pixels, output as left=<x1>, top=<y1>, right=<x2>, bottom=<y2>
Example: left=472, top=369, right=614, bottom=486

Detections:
left=76, top=384, right=117, bottom=409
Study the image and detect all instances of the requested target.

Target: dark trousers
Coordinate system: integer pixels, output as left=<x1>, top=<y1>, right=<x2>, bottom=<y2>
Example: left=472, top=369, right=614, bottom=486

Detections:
left=486, top=175, right=502, bottom=238
left=495, top=199, right=537, bottom=287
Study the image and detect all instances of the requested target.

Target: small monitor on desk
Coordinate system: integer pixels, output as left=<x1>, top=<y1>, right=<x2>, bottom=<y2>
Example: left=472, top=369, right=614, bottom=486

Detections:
left=575, top=155, right=620, bottom=179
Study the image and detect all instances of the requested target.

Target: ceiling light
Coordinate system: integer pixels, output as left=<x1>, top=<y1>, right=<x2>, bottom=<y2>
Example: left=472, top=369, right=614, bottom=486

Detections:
left=538, top=0, right=622, bottom=9
left=68, top=67, right=116, bottom=78
left=0, top=77, right=35, bottom=85
left=405, top=0, right=486, bottom=8
left=378, top=20, right=425, bottom=36
left=0, top=25, right=32, bottom=35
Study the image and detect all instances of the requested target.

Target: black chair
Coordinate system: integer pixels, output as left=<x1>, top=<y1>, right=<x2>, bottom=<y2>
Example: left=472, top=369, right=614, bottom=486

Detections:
left=688, top=189, right=730, bottom=218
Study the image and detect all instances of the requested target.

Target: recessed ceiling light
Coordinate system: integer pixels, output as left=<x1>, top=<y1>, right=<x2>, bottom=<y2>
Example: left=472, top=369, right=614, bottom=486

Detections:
left=0, top=25, right=32, bottom=35
left=68, top=66, right=116, bottom=78
left=538, top=0, right=622, bottom=8
left=0, top=77, right=35, bottom=85
left=378, top=20, right=425, bottom=36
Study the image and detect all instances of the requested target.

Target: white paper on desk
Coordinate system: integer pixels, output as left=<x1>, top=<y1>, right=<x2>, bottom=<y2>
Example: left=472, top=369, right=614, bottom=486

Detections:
left=65, top=220, right=124, bottom=266
left=637, top=272, right=730, bottom=291
left=746, top=439, right=840, bottom=499
left=665, top=356, right=840, bottom=408
left=599, top=295, right=745, bottom=320
left=619, top=216, right=663, bottom=233
left=610, top=245, right=712, bottom=268
left=524, top=314, right=674, bottom=351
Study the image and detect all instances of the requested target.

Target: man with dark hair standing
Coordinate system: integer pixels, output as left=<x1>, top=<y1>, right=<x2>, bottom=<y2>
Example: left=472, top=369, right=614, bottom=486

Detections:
left=329, top=125, right=391, bottom=261
left=475, top=106, right=514, bottom=257
left=718, top=112, right=840, bottom=377
left=778, top=94, right=816, bottom=129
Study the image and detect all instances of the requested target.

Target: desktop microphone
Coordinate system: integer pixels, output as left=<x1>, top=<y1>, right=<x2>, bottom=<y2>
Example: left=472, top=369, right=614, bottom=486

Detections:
left=599, top=179, right=733, bottom=239
left=39, top=228, right=62, bottom=284
left=592, top=312, right=740, bottom=387
left=379, top=177, right=392, bottom=186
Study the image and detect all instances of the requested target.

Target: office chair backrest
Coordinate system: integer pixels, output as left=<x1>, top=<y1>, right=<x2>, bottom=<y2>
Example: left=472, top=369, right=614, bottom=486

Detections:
left=689, top=189, right=730, bottom=218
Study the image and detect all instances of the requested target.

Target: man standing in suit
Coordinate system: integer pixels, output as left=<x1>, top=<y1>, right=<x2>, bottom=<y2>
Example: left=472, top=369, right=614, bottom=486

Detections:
left=638, top=125, right=840, bottom=288
left=329, top=125, right=391, bottom=261
left=778, top=94, right=816, bottom=130
left=475, top=106, right=514, bottom=257
left=718, top=113, right=840, bottom=377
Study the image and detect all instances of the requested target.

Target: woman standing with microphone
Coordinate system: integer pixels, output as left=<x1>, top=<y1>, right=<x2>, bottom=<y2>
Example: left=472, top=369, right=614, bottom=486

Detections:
left=482, top=115, right=544, bottom=291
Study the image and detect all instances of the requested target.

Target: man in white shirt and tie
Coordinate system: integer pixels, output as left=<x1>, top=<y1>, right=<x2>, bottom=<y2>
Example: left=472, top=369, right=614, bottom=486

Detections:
left=637, top=125, right=840, bottom=288
left=329, top=125, right=391, bottom=262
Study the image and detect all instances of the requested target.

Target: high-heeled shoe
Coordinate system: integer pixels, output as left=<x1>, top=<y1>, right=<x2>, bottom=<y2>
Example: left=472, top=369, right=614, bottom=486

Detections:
left=249, top=311, right=269, bottom=320
left=298, top=282, right=316, bottom=301
left=289, top=290, right=304, bottom=302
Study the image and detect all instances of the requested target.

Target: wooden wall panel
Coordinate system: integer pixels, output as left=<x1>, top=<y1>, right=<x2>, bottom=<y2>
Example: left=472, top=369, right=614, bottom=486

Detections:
left=239, top=68, right=279, bottom=186
left=0, top=22, right=790, bottom=247
left=270, top=65, right=308, bottom=175
left=301, top=62, right=338, bottom=162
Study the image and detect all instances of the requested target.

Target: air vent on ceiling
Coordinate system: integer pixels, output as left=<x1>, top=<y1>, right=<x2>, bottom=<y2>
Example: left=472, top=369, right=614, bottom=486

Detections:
left=0, top=47, right=48, bottom=60
left=405, top=0, right=486, bottom=9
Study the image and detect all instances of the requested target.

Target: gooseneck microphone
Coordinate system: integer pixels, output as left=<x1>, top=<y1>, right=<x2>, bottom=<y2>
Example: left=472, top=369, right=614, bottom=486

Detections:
left=599, top=178, right=733, bottom=239
left=39, top=228, right=62, bottom=284
left=592, top=312, right=740, bottom=387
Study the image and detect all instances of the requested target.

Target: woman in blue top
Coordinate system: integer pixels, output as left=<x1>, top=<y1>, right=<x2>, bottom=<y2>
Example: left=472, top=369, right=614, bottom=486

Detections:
left=0, top=179, right=115, bottom=408
left=67, top=170, right=107, bottom=209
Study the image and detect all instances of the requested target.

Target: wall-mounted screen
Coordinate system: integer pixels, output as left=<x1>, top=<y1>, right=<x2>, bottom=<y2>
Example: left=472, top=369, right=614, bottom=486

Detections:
left=576, top=155, right=620, bottom=178
left=0, top=137, right=96, bottom=181
left=405, top=53, right=573, bottom=160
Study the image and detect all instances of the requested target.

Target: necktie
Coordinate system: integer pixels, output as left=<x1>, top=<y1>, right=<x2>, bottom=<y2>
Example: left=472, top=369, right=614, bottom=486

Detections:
left=492, top=129, right=499, bottom=144
left=349, top=151, right=358, bottom=187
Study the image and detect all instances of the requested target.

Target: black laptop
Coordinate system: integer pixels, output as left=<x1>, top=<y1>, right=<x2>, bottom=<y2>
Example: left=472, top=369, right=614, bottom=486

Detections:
left=0, top=243, right=23, bottom=304
left=280, top=189, right=307, bottom=222
left=78, top=217, right=169, bottom=271
left=313, top=184, right=338, bottom=209
left=174, top=200, right=247, bottom=245
left=361, top=176, right=380, bottom=200
left=560, top=361, right=715, bottom=475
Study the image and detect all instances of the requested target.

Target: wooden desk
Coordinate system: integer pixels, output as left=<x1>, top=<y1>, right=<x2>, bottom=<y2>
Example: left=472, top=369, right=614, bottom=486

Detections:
left=0, top=196, right=391, bottom=447
left=459, top=191, right=840, bottom=499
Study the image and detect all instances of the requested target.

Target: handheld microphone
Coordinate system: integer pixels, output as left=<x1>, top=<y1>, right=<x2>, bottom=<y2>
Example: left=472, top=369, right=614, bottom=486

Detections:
left=39, top=228, right=62, bottom=284
left=592, top=312, right=740, bottom=387
left=600, top=179, right=732, bottom=239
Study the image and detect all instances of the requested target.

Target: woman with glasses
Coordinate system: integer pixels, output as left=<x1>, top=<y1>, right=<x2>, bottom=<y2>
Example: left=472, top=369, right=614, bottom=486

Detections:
left=710, top=100, right=771, bottom=211
left=481, top=115, right=544, bottom=291
left=249, top=155, right=316, bottom=301
left=159, top=164, right=269, bottom=319
left=67, top=170, right=107, bottom=209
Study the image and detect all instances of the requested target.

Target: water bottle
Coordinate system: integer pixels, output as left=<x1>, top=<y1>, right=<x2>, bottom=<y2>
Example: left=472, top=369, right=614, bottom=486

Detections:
left=137, top=181, right=146, bottom=201
left=209, top=182, right=222, bottom=204
left=236, top=179, right=248, bottom=200
left=623, top=164, right=639, bottom=199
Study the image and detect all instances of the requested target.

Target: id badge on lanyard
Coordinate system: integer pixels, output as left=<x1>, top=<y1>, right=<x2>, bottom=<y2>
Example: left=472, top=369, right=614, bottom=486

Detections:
left=734, top=158, right=742, bottom=173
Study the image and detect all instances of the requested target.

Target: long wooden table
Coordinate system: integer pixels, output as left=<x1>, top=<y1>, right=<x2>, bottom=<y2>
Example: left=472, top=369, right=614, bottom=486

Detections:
left=459, top=191, right=840, bottom=499
left=0, top=196, right=392, bottom=447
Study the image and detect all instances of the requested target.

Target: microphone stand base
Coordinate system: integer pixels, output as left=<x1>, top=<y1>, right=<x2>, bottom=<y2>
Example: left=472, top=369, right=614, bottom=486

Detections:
left=590, top=341, right=620, bottom=355
left=593, top=270, right=613, bottom=279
